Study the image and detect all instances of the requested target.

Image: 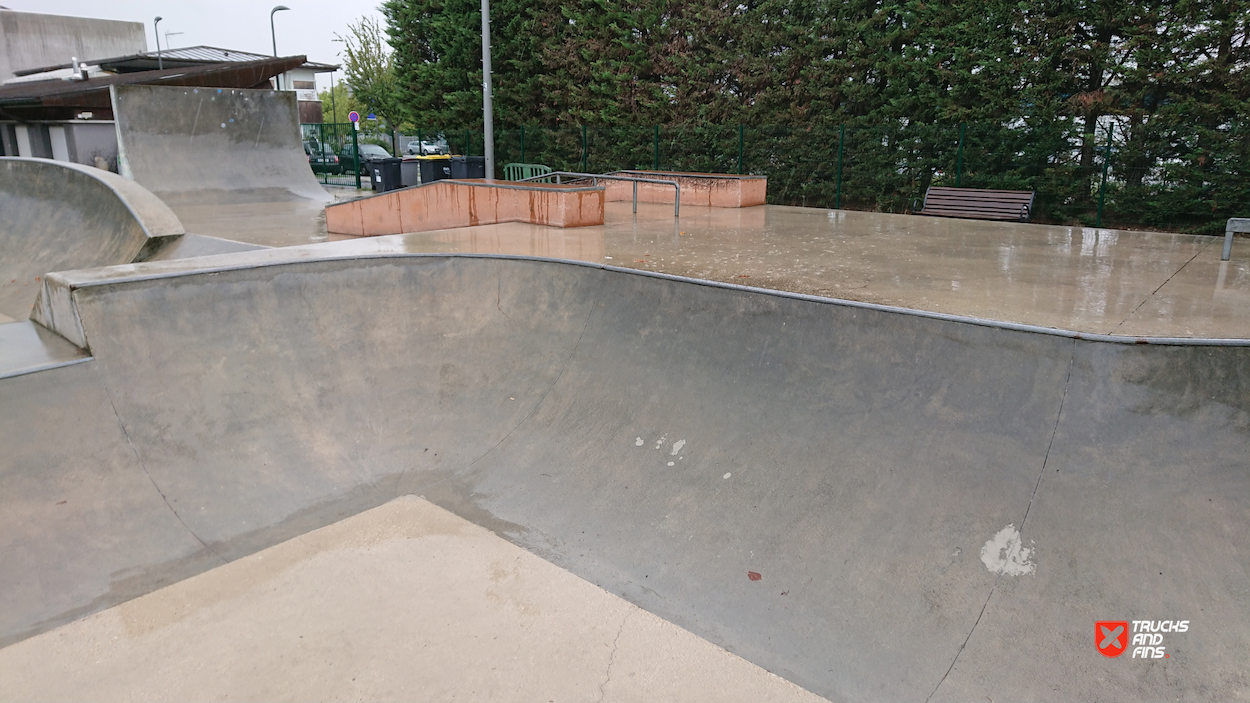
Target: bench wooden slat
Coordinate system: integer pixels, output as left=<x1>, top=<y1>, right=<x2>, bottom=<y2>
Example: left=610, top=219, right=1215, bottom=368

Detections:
left=917, top=186, right=1034, bottom=222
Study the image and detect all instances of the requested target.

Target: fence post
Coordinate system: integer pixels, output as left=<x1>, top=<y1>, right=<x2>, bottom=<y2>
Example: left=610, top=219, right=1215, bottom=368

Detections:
left=1096, top=122, right=1114, bottom=228
left=520, top=125, right=525, bottom=164
left=956, top=122, right=965, bottom=187
left=417, top=128, right=422, bottom=155
left=352, top=121, right=361, bottom=190
left=835, top=124, right=845, bottom=210
left=737, top=124, right=744, bottom=174
left=653, top=125, right=659, bottom=169
left=581, top=125, right=588, bottom=171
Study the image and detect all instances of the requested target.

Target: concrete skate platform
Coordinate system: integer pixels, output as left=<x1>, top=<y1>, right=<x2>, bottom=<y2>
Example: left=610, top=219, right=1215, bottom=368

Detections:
left=2, top=245, right=1247, bottom=701
left=606, top=170, right=767, bottom=207
left=337, top=201, right=1250, bottom=339
left=325, top=178, right=606, bottom=236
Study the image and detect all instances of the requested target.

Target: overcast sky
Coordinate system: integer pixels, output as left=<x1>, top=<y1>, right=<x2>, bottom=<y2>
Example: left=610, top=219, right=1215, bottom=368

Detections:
left=3, top=1, right=386, bottom=90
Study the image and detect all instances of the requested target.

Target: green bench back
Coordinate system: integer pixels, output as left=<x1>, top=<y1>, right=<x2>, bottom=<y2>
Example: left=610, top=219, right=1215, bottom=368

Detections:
left=504, top=163, right=553, bottom=182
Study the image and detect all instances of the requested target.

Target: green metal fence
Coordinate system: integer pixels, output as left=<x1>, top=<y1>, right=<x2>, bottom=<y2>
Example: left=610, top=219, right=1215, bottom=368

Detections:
left=301, top=122, right=379, bottom=189
left=370, top=120, right=1244, bottom=234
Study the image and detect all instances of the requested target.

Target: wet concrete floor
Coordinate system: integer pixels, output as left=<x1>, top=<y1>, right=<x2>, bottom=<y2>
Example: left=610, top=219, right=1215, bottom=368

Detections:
left=0, top=497, right=826, bottom=703
left=304, top=201, right=1250, bottom=339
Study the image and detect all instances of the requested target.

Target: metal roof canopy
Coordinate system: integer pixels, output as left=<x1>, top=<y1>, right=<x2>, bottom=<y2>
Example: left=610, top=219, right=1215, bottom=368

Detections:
left=0, top=55, right=307, bottom=121
left=13, top=46, right=338, bottom=78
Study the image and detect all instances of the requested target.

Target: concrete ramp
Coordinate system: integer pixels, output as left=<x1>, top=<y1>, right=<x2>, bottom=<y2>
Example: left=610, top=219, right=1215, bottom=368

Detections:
left=2, top=253, right=1248, bottom=702
left=0, top=157, right=183, bottom=321
left=111, top=84, right=330, bottom=245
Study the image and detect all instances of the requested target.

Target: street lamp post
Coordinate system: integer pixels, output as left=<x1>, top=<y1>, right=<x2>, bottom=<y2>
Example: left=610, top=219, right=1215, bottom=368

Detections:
left=481, top=0, right=494, bottom=179
left=153, top=16, right=163, bottom=70
left=270, top=5, right=290, bottom=89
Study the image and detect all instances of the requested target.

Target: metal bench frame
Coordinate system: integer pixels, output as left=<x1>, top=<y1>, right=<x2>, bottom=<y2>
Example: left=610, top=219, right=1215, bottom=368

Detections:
left=916, top=186, right=1035, bottom=223
left=1222, top=218, right=1250, bottom=261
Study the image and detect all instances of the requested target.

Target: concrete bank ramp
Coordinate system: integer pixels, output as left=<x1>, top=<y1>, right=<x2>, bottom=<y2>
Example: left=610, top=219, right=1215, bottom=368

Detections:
left=0, top=157, right=183, bottom=322
left=112, top=84, right=330, bottom=246
left=3, top=253, right=1248, bottom=702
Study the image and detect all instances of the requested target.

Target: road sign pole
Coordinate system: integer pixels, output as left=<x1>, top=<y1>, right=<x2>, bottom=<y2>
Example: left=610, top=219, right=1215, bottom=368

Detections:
left=353, top=121, right=361, bottom=189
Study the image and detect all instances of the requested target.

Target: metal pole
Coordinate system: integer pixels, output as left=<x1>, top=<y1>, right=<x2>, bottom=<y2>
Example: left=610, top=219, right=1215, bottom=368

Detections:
left=481, top=0, right=495, bottom=179
left=737, top=124, right=744, bottom=175
left=1096, top=122, right=1114, bottom=228
left=633, top=181, right=637, bottom=213
left=352, top=121, right=361, bottom=189
left=330, top=72, right=338, bottom=124
left=153, top=17, right=163, bottom=70
left=270, top=6, right=290, bottom=89
left=581, top=125, right=588, bottom=172
left=653, top=125, right=659, bottom=169
left=835, top=124, right=845, bottom=209
left=956, top=122, right=965, bottom=187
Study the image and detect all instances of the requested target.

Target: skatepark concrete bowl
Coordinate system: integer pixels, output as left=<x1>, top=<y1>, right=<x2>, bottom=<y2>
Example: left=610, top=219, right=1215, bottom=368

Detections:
left=0, top=157, right=183, bottom=322
left=2, top=249, right=1247, bottom=701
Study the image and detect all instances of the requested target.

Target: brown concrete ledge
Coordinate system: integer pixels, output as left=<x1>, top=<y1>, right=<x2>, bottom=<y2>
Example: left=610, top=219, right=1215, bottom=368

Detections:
left=325, top=179, right=605, bottom=237
left=606, top=170, right=767, bottom=208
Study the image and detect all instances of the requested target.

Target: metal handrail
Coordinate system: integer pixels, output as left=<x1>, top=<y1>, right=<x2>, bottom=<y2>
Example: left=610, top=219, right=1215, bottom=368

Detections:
left=516, top=170, right=681, bottom=217
left=1222, top=218, right=1250, bottom=261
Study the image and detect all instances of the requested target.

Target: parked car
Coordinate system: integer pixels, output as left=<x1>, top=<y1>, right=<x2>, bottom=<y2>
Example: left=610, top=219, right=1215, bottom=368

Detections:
left=339, top=143, right=392, bottom=175
left=405, top=138, right=449, bottom=156
left=305, top=142, right=341, bottom=175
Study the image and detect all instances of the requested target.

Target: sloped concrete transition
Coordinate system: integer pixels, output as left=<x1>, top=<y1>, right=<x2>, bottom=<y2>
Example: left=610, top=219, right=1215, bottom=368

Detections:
left=0, top=251, right=1246, bottom=701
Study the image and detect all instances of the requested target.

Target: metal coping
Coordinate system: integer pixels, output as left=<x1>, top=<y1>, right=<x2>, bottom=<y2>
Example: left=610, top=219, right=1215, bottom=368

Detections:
left=46, top=252, right=1250, bottom=347
left=0, top=356, right=93, bottom=381
left=611, top=169, right=767, bottom=181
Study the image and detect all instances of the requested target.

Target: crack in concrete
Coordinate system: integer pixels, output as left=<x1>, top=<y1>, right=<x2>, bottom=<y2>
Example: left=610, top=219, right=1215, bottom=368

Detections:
left=1111, top=237, right=1213, bottom=334
left=596, top=610, right=632, bottom=703
left=101, top=379, right=226, bottom=564
left=924, top=339, right=1075, bottom=702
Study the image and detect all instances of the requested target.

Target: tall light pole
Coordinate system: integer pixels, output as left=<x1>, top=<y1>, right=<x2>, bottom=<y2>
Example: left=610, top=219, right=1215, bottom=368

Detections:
left=270, top=5, right=290, bottom=90
left=153, top=16, right=163, bottom=70
left=481, top=0, right=494, bottom=179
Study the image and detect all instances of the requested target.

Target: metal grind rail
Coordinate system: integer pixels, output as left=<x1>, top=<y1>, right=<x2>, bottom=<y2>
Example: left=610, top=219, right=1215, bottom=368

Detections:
left=516, top=171, right=681, bottom=217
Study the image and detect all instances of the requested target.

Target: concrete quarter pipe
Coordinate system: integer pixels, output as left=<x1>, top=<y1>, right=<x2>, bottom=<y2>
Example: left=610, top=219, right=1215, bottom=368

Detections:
left=111, top=84, right=331, bottom=245
left=1, top=254, right=1247, bottom=701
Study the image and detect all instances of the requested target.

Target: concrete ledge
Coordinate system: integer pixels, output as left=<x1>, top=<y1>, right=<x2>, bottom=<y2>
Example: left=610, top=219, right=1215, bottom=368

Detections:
left=607, top=170, right=767, bottom=208
left=325, top=179, right=606, bottom=236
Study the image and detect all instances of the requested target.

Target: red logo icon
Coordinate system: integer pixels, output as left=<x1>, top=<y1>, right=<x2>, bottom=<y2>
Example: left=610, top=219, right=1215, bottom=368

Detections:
left=1096, top=621, right=1129, bottom=657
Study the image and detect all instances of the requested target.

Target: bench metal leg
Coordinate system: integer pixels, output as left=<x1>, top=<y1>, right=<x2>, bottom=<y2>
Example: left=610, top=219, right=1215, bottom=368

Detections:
left=1224, top=219, right=1250, bottom=261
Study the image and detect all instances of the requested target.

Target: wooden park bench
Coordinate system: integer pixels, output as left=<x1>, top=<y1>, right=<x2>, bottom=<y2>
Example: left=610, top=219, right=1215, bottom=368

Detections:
left=916, top=186, right=1035, bottom=222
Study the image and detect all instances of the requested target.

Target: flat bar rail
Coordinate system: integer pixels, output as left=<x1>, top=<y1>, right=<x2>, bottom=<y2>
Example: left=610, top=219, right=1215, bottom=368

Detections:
left=518, top=171, right=681, bottom=217
left=1222, top=218, right=1250, bottom=261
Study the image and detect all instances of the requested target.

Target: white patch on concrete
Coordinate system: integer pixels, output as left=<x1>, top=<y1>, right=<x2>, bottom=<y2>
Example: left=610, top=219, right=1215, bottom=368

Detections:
left=980, top=524, right=1035, bottom=576
left=635, top=437, right=644, bottom=447
left=655, top=435, right=666, bottom=449
left=667, top=461, right=675, bottom=467
left=723, top=473, right=732, bottom=479
left=671, top=440, right=686, bottom=456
